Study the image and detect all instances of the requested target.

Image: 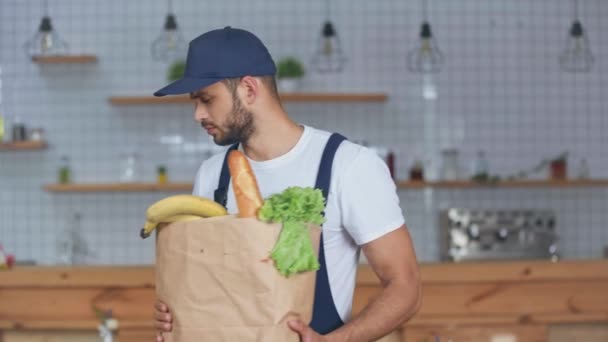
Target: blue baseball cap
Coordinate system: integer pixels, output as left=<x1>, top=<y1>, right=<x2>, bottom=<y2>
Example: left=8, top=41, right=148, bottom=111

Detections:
left=154, top=26, right=276, bottom=96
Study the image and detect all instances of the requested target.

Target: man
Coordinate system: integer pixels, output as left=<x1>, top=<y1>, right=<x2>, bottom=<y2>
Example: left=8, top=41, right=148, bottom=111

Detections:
left=153, top=26, right=421, bottom=342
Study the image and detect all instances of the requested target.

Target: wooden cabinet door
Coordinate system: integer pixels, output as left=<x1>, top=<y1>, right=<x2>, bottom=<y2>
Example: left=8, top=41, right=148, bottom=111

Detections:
left=2, top=330, right=101, bottom=342
left=116, top=328, right=156, bottom=342
left=403, top=325, right=547, bottom=342
left=549, top=323, right=608, bottom=342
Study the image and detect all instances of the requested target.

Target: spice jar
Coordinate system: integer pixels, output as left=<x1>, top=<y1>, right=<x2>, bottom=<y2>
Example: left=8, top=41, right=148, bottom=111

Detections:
left=409, top=159, right=424, bottom=181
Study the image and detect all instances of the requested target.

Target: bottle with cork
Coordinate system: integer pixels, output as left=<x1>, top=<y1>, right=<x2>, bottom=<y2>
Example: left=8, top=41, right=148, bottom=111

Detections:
left=157, top=165, right=168, bottom=184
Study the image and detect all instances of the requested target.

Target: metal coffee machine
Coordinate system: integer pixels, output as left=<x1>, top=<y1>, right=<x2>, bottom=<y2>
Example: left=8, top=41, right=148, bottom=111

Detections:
left=440, top=208, right=559, bottom=262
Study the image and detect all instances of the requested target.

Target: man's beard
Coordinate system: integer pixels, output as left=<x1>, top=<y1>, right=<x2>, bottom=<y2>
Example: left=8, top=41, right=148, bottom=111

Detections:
left=206, top=96, right=254, bottom=146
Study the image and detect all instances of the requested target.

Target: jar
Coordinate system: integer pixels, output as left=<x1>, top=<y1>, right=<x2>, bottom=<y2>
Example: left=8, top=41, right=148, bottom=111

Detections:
left=11, top=117, right=26, bottom=142
left=472, top=150, right=489, bottom=177
left=440, top=148, right=460, bottom=180
left=409, top=159, right=424, bottom=181
left=550, top=157, right=567, bottom=180
left=30, top=128, right=44, bottom=141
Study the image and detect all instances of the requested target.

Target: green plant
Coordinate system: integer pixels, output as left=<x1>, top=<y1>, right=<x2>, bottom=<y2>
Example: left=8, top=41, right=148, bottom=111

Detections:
left=167, top=60, right=186, bottom=82
left=277, top=57, right=305, bottom=79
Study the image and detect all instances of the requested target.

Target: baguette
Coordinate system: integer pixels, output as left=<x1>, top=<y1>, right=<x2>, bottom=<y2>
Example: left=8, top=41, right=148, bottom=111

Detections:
left=228, top=150, right=264, bottom=217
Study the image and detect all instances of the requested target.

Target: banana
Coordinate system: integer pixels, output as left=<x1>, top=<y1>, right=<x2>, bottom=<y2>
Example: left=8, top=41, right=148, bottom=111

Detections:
left=141, top=221, right=157, bottom=239
left=140, top=194, right=228, bottom=239
left=146, top=194, right=228, bottom=222
left=140, top=214, right=206, bottom=239
left=159, top=214, right=206, bottom=223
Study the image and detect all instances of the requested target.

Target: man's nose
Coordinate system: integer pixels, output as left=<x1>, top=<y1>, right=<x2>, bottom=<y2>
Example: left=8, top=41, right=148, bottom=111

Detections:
left=194, top=102, right=208, bottom=122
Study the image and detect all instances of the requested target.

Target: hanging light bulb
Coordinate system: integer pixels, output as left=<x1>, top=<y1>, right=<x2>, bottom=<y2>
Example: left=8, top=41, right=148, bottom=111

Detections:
left=151, top=0, right=187, bottom=63
left=24, top=0, right=69, bottom=57
left=559, top=0, right=594, bottom=73
left=407, top=0, right=444, bottom=74
left=311, top=0, right=347, bottom=73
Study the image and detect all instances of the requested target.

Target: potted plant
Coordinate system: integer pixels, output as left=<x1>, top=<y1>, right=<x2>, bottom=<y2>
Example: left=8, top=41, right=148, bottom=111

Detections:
left=276, top=57, right=305, bottom=92
left=167, top=60, right=186, bottom=82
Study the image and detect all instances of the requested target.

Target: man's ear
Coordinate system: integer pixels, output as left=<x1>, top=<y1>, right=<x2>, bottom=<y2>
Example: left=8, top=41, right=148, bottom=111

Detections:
left=239, top=76, right=260, bottom=105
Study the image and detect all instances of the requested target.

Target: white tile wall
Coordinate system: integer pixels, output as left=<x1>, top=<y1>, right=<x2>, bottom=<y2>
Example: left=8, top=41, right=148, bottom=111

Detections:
left=0, top=0, right=607, bottom=265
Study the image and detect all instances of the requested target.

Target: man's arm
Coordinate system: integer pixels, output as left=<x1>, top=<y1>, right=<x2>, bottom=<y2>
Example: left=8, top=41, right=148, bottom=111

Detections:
left=328, top=224, right=421, bottom=341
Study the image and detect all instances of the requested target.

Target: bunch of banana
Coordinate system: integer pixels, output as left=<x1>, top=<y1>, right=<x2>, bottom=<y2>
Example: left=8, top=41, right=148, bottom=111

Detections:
left=140, top=194, right=228, bottom=239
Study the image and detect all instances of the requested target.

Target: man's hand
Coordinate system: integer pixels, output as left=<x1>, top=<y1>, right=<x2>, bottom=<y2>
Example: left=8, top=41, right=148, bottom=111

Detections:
left=154, top=300, right=172, bottom=342
left=287, top=319, right=329, bottom=342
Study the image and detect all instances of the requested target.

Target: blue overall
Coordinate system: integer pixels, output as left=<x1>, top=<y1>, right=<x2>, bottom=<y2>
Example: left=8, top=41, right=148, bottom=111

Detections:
left=213, top=133, right=347, bottom=335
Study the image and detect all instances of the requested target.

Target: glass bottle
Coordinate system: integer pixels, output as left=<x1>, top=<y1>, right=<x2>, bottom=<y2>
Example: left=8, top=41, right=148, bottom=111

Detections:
left=473, top=150, right=489, bottom=175
left=157, top=165, right=168, bottom=184
left=0, top=112, right=4, bottom=142
left=58, top=156, right=71, bottom=184
left=11, top=116, right=26, bottom=141
left=577, top=158, right=590, bottom=179
left=56, top=212, right=86, bottom=265
left=120, top=152, right=139, bottom=183
left=56, top=222, right=72, bottom=265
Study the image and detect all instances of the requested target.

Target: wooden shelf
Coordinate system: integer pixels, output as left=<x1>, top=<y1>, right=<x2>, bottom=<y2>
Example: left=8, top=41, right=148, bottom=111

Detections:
left=108, top=92, right=388, bottom=105
left=31, top=54, right=98, bottom=64
left=397, top=179, right=608, bottom=189
left=280, top=92, right=387, bottom=102
left=109, top=95, right=192, bottom=105
left=42, top=179, right=608, bottom=193
left=0, top=140, right=47, bottom=151
left=43, top=182, right=192, bottom=193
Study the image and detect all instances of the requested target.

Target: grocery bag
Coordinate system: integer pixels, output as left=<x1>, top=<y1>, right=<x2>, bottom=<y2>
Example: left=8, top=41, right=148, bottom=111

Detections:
left=155, top=215, right=321, bottom=342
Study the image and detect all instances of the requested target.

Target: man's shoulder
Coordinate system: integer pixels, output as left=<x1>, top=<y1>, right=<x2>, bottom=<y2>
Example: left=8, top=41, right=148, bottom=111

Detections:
left=306, top=126, right=382, bottom=178
left=306, top=125, right=367, bottom=159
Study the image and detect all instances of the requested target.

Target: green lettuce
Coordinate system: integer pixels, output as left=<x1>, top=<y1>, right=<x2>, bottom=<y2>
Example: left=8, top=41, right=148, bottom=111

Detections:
left=257, top=186, right=325, bottom=277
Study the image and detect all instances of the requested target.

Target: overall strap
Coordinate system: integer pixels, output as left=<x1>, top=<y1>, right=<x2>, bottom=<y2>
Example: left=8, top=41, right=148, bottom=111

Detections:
left=310, top=132, right=347, bottom=335
left=213, top=143, right=239, bottom=207
left=314, top=133, right=347, bottom=203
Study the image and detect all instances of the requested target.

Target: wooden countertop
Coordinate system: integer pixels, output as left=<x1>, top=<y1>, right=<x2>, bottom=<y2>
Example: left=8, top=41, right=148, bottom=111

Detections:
left=1, top=260, right=607, bottom=288
left=1, top=260, right=607, bottom=332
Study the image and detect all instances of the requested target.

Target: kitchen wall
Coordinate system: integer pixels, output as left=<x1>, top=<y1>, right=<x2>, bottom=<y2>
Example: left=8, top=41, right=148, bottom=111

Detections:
left=0, top=0, right=606, bottom=265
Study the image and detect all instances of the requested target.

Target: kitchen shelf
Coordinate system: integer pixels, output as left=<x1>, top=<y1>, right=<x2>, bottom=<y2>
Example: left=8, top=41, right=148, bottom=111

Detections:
left=108, top=92, right=388, bottom=105
left=31, top=54, right=98, bottom=64
left=42, top=179, right=608, bottom=193
left=43, top=182, right=192, bottom=193
left=397, top=179, right=608, bottom=189
left=0, top=140, right=48, bottom=151
left=280, top=92, right=387, bottom=102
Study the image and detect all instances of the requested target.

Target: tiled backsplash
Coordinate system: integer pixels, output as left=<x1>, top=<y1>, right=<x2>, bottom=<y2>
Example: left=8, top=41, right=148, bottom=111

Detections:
left=1, top=0, right=606, bottom=265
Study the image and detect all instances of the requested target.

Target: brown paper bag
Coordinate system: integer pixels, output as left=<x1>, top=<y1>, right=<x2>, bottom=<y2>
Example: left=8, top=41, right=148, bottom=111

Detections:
left=155, top=215, right=321, bottom=342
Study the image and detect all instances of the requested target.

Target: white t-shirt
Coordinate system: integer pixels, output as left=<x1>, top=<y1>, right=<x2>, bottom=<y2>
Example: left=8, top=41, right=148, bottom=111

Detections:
left=192, top=125, right=405, bottom=322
